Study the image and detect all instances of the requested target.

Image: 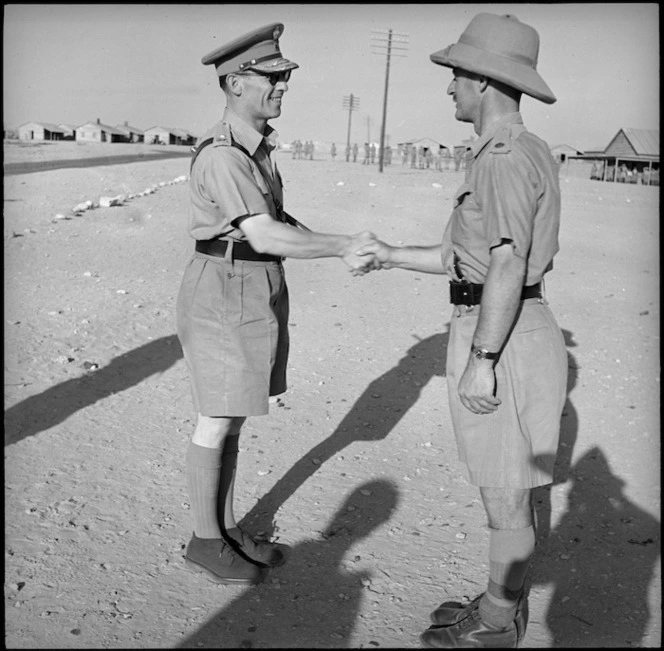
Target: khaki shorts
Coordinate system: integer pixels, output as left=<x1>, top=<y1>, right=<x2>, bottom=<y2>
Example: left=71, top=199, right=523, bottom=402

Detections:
left=176, top=252, right=289, bottom=417
left=447, top=298, right=567, bottom=488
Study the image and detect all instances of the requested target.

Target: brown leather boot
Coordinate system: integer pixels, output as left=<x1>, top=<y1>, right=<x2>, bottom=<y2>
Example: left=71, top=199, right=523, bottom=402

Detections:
left=185, top=533, right=268, bottom=585
left=421, top=606, right=518, bottom=648
left=430, top=592, right=528, bottom=643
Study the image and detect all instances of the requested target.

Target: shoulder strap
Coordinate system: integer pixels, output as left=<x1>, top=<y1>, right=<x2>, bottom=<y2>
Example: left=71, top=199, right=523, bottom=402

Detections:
left=190, top=135, right=311, bottom=231
left=189, top=137, right=214, bottom=172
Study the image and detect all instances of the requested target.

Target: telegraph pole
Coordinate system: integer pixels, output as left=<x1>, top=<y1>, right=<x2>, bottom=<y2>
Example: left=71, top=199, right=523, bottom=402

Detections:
left=371, top=28, right=409, bottom=172
left=342, top=94, right=360, bottom=162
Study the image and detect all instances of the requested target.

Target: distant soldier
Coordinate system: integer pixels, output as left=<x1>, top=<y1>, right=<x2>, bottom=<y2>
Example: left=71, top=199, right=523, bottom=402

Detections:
left=369, top=143, right=376, bottom=164
left=363, top=142, right=370, bottom=165
left=352, top=142, right=359, bottom=162
left=385, top=145, right=392, bottom=166
left=435, top=146, right=443, bottom=171
left=410, top=145, right=417, bottom=168
left=454, top=148, right=462, bottom=171
left=443, top=148, right=451, bottom=171
left=308, top=140, right=315, bottom=160
left=330, top=142, right=337, bottom=160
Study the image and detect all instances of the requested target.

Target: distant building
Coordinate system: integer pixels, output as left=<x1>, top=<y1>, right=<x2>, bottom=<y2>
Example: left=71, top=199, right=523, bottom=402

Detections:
left=76, top=118, right=125, bottom=143
left=397, top=137, right=448, bottom=156
left=17, top=122, right=66, bottom=141
left=550, top=143, right=583, bottom=164
left=58, top=124, right=77, bottom=140
left=566, top=128, right=659, bottom=185
left=115, top=121, right=144, bottom=143
left=143, top=126, right=196, bottom=146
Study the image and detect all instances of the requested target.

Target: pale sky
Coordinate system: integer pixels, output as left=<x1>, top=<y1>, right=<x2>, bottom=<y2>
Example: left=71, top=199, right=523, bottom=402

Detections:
left=3, top=3, right=659, bottom=150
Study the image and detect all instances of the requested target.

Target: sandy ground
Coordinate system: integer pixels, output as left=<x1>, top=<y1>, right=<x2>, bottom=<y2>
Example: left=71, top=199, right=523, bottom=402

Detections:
left=3, top=140, right=661, bottom=649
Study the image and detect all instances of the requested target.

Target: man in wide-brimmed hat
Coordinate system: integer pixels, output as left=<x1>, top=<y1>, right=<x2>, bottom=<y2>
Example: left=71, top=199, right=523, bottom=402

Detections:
left=356, top=13, right=566, bottom=647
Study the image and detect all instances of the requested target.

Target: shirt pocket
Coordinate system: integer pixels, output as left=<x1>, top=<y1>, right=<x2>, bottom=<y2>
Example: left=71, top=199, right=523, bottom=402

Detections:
left=453, top=183, right=473, bottom=208
left=451, top=183, right=483, bottom=238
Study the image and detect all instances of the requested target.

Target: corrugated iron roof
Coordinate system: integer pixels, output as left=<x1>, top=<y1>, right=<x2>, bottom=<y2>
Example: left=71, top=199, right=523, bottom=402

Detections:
left=622, top=129, right=659, bottom=157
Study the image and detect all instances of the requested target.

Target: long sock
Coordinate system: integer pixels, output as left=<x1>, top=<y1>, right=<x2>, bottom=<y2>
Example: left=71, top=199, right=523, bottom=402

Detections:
left=479, top=525, right=535, bottom=628
left=218, top=434, right=239, bottom=532
left=186, top=441, right=223, bottom=539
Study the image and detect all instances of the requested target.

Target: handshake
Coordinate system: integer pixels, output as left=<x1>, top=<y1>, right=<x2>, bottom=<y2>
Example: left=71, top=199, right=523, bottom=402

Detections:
left=341, top=231, right=393, bottom=277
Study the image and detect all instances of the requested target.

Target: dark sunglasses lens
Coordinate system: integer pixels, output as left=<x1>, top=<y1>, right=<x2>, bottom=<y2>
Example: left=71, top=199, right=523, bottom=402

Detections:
left=267, top=70, right=291, bottom=84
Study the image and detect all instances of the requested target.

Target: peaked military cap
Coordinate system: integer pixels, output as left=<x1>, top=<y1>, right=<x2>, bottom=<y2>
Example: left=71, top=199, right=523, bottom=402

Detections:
left=202, top=22, right=299, bottom=77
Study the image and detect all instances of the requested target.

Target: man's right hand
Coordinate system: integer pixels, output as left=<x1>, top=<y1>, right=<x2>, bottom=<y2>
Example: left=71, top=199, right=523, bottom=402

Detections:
left=354, top=238, right=395, bottom=270
left=342, top=231, right=381, bottom=276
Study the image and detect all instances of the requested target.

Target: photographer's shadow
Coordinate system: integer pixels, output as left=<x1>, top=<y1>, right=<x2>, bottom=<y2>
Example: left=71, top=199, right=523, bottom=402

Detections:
left=179, top=479, right=400, bottom=648
left=240, top=331, right=448, bottom=537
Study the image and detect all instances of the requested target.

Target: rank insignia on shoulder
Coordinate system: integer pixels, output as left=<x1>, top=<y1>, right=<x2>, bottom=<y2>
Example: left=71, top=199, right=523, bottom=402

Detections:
left=213, top=122, right=232, bottom=146
left=490, top=138, right=511, bottom=154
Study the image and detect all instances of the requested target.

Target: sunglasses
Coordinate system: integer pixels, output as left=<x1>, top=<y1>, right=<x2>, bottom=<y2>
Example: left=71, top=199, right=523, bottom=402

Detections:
left=239, top=69, right=292, bottom=86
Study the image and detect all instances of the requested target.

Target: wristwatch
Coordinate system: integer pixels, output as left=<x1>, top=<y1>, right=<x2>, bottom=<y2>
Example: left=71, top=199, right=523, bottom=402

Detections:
left=471, top=344, right=499, bottom=361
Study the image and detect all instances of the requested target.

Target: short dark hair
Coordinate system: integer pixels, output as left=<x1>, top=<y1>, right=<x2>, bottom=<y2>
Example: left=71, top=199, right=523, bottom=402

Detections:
left=218, top=75, right=228, bottom=91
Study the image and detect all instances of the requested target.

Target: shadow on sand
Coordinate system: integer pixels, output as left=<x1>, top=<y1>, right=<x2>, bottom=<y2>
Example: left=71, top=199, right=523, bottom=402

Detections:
left=178, top=479, right=401, bottom=648
left=530, top=329, right=660, bottom=646
left=4, top=335, right=183, bottom=446
left=238, top=331, right=448, bottom=538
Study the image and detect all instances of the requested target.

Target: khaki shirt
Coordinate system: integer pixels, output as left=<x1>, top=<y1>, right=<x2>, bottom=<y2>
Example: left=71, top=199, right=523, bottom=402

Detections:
left=442, top=112, right=561, bottom=286
left=188, top=108, right=284, bottom=241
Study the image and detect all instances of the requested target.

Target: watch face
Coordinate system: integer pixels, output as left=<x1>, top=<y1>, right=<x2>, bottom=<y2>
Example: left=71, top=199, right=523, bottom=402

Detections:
left=473, top=346, right=497, bottom=360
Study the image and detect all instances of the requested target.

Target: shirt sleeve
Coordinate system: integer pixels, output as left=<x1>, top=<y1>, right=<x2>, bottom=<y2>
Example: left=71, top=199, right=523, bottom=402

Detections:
left=202, top=147, right=271, bottom=224
left=476, top=147, right=541, bottom=259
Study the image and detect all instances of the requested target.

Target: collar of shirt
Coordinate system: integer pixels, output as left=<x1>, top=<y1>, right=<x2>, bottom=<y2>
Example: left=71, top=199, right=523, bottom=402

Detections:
left=221, top=107, right=279, bottom=156
left=470, top=112, right=523, bottom=158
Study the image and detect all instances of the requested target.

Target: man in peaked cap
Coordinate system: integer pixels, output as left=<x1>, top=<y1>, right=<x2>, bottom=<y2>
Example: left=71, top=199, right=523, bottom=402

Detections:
left=175, top=23, right=377, bottom=585
left=356, top=13, right=567, bottom=647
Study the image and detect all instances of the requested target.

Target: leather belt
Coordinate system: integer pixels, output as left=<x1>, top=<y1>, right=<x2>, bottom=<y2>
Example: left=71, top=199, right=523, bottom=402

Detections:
left=195, top=239, right=282, bottom=262
left=450, top=281, right=541, bottom=306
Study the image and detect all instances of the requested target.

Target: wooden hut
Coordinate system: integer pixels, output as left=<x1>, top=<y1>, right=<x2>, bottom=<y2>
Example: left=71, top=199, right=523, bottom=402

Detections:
left=76, top=119, right=125, bottom=144
left=570, top=128, right=659, bottom=185
left=143, top=126, right=195, bottom=146
left=17, top=122, right=66, bottom=141
left=115, top=121, right=144, bottom=143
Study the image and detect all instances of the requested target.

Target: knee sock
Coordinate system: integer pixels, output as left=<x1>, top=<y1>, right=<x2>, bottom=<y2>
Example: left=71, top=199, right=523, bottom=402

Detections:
left=479, top=525, right=535, bottom=628
left=186, top=441, right=223, bottom=539
left=218, top=434, right=240, bottom=533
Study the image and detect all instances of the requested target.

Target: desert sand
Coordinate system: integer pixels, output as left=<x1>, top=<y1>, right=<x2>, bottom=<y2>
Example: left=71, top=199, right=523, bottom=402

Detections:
left=4, top=140, right=660, bottom=648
